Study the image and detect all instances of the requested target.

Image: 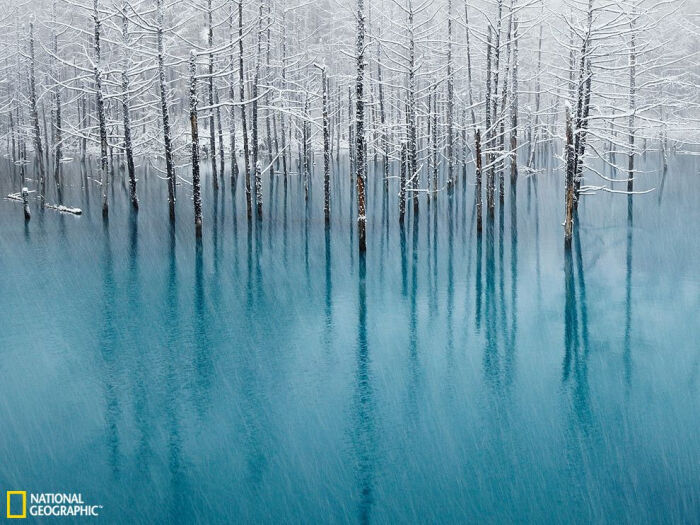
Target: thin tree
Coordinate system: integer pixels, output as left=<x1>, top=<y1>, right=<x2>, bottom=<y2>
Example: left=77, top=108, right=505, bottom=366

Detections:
left=355, top=0, right=367, bottom=253
left=189, top=51, right=203, bottom=237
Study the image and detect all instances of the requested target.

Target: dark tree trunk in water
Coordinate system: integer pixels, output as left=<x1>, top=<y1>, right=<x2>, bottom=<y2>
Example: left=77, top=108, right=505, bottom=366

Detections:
left=91, top=2, right=109, bottom=217
left=399, top=141, right=406, bottom=224
left=628, top=22, right=636, bottom=193
left=573, top=0, right=594, bottom=205
left=407, top=2, right=418, bottom=214
left=156, top=0, right=176, bottom=220
left=121, top=7, right=137, bottom=210
left=464, top=1, right=476, bottom=127
left=355, top=0, right=367, bottom=253
left=238, top=0, right=252, bottom=218
left=476, top=129, right=483, bottom=235
left=376, top=36, right=389, bottom=193
left=320, top=66, right=331, bottom=224
left=252, top=0, right=263, bottom=219
left=431, top=89, right=438, bottom=198
left=207, top=0, right=218, bottom=189
left=565, top=105, right=575, bottom=247
left=303, top=95, right=310, bottom=201
left=22, top=187, right=31, bottom=221
left=498, top=4, right=513, bottom=205
left=510, top=16, right=519, bottom=183
left=485, top=26, right=494, bottom=218
left=216, top=91, right=225, bottom=181
left=122, top=72, right=137, bottom=210
left=279, top=15, right=289, bottom=179
left=28, top=22, right=46, bottom=208
left=446, top=0, right=454, bottom=190
left=228, top=1, right=239, bottom=186
left=264, top=5, right=274, bottom=179
left=52, top=1, right=63, bottom=200
left=189, top=52, right=203, bottom=237
left=527, top=24, right=543, bottom=172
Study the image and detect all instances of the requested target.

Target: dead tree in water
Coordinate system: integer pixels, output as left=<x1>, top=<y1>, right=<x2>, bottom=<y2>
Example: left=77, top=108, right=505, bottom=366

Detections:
left=355, top=0, right=367, bottom=253
left=476, top=129, right=483, bottom=235
left=407, top=1, right=418, bottom=214
left=252, top=0, right=263, bottom=219
left=206, top=0, right=218, bottom=190
left=431, top=88, right=438, bottom=198
left=120, top=3, right=137, bottom=210
left=51, top=0, right=63, bottom=198
left=490, top=0, right=504, bottom=205
left=263, top=4, right=274, bottom=179
left=446, top=0, right=454, bottom=190
left=156, top=0, right=176, bottom=220
left=302, top=95, right=310, bottom=201
left=572, top=0, right=594, bottom=205
left=315, top=64, right=331, bottom=224
left=189, top=52, right=203, bottom=237
left=228, top=1, right=239, bottom=187
left=464, top=0, right=476, bottom=128
left=28, top=21, right=46, bottom=208
left=497, top=1, right=513, bottom=204
left=485, top=26, right=494, bottom=218
left=510, top=14, right=519, bottom=183
left=526, top=23, right=543, bottom=172
left=399, top=141, right=407, bottom=224
left=565, top=105, right=575, bottom=246
left=279, top=11, right=289, bottom=179
left=375, top=33, right=389, bottom=193
left=22, top=187, right=31, bottom=221
left=627, top=14, right=636, bottom=193
left=91, top=2, right=109, bottom=217
left=238, top=0, right=251, bottom=218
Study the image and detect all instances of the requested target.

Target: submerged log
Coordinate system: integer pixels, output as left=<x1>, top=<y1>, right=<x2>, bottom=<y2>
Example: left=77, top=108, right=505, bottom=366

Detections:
left=45, top=203, right=82, bottom=215
left=7, top=191, right=81, bottom=216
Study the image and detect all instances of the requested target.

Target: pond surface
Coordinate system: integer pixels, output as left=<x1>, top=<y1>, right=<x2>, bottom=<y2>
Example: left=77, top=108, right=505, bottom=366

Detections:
left=0, top=153, right=698, bottom=523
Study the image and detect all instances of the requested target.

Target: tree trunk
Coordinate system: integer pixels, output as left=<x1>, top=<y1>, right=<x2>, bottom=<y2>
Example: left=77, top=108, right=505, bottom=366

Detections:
left=464, top=1, right=476, bottom=127
left=190, top=52, right=203, bottom=237
left=510, top=16, right=519, bottom=183
left=485, top=26, right=494, bottom=218
left=321, top=67, right=331, bottom=223
left=407, top=2, right=418, bottom=214
left=565, top=105, right=575, bottom=246
left=446, top=0, right=454, bottom=190
left=207, top=0, right=218, bottom=190
left=28, top=22, right=46, bottom=208
left=355, top=0, right=367, bottom=252
left=252, top=0, right=263, bottom=219
left=91, top=2, right=109, bottom=217
left=22, top=187, right=31, bottom=221
left=400, top=141, right=407, bottom=224
left=121, top=6, right=137, bottom=209
left=238, top=0, right=252, bottom=218
left=157, top=0, right=176, bottom=220
left=476, top=129, right=483, bottom=235
left=52, top=0, right=63, bottom=199
left=628, top=20, right=636, bottom=193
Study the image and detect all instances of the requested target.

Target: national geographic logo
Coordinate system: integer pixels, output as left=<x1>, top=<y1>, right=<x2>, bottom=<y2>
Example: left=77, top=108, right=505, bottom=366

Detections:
left=6, top=492, right=25, bottom=519
left=6, top=491, right=102, bottom=519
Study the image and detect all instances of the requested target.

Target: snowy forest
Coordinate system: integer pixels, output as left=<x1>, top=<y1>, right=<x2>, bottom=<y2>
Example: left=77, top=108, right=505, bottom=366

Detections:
left=2, top=0, right=698, bottom=243
left=1, top=1, right=700, bottom=522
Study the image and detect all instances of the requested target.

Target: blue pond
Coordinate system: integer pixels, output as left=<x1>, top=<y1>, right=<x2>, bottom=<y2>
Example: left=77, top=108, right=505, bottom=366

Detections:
left=0, top=154, right=698, bottom=523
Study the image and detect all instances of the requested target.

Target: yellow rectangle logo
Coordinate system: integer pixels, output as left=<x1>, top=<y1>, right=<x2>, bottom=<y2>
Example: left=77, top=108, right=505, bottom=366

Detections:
left=7, top=491, right=27, bottom=519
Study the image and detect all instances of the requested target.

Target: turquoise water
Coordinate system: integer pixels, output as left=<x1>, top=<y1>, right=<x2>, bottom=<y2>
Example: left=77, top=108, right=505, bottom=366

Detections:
left=0, top=154, right=698, bottom=523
